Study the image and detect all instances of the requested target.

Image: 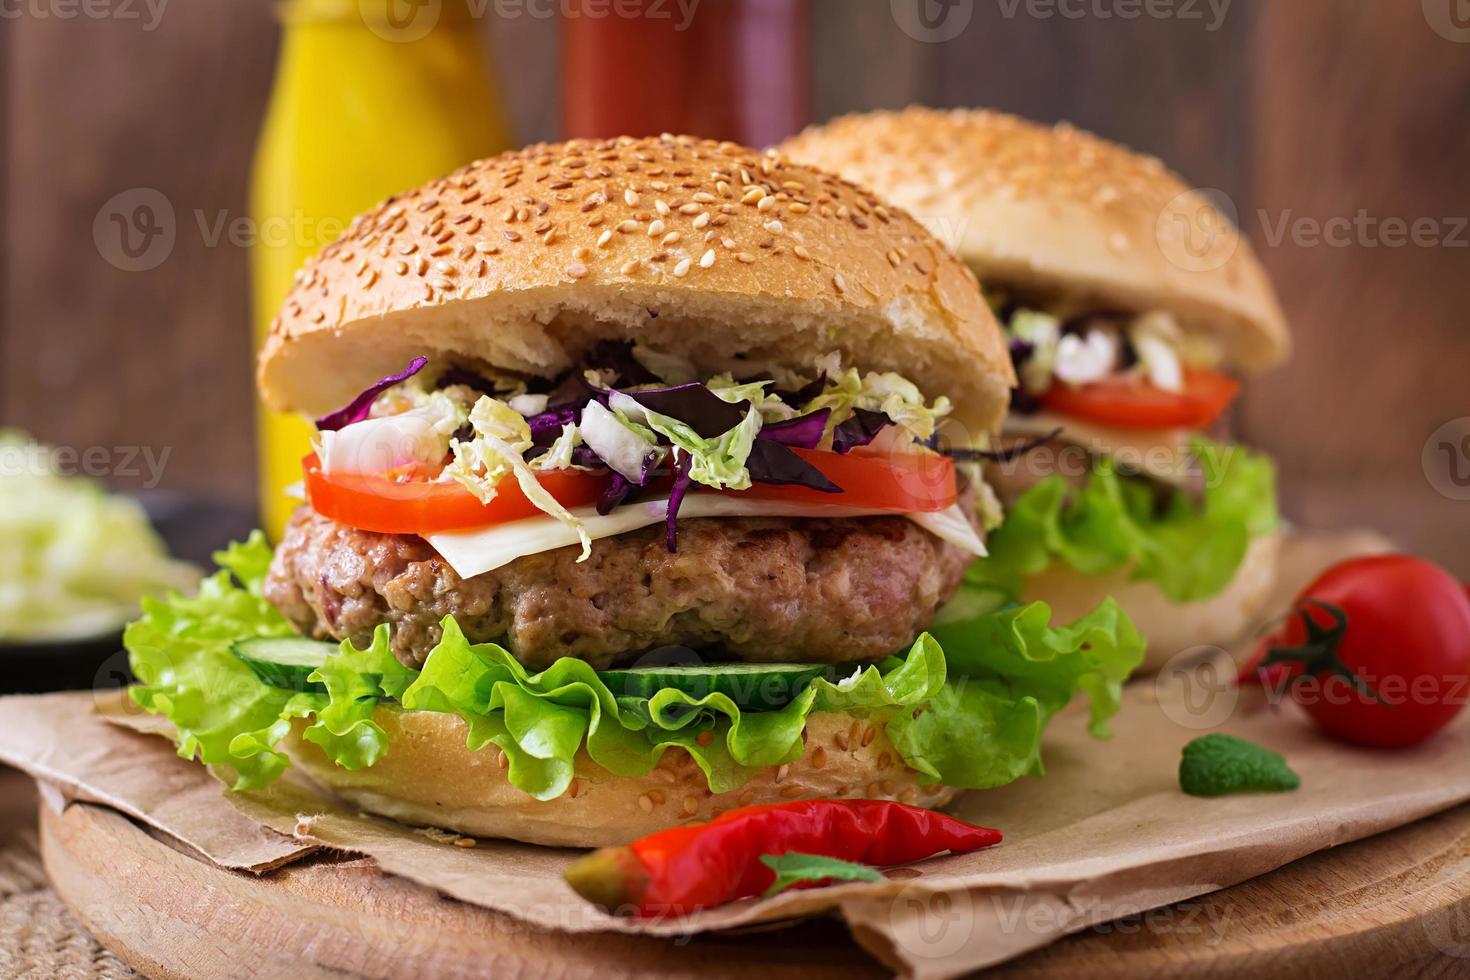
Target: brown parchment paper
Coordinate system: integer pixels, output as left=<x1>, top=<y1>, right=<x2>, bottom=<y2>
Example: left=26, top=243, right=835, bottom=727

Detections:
left=6, top=527, right=1464, bottom=980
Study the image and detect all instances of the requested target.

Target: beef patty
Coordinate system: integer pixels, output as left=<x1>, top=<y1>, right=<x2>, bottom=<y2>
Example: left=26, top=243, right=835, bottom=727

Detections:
left=264, top=504, right=974, bottom=670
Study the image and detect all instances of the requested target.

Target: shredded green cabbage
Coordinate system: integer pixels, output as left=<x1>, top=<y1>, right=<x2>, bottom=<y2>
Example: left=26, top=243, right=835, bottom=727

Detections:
left=0, top=431, right=199, bottom=642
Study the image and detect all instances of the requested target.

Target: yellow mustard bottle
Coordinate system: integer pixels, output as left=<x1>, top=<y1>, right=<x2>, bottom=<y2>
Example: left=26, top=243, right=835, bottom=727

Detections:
left=251, top=0, right=510, bottom=541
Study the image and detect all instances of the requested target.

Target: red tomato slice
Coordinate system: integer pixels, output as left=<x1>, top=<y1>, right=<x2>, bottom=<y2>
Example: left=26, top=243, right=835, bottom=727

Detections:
left=1040, top=368, right=1240, bottom=431
left=303, top=449, right=957, bottom=535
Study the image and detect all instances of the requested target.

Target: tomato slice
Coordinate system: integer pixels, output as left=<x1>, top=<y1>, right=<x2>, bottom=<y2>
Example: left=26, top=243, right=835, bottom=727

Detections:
left=1039, top=368, right=1240, bottom=431
left=303, top=449, right=957, bottom=535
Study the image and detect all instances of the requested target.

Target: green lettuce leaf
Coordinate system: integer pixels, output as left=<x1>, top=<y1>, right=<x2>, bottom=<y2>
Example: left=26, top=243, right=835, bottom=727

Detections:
left=125, top=533, right=309, bottom=789
left=969, top=437, right=1278, bottom=603
left=126, top=540, right=1145, bottom=800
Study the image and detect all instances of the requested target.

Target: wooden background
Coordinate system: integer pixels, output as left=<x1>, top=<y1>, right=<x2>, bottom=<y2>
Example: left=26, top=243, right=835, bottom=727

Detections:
left=1, top=0, right=1467, bottom=572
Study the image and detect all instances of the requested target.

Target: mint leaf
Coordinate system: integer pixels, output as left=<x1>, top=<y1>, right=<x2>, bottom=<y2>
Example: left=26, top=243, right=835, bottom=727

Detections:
left=760, top=852, right=884, bottom=898
left=1179, top=733, right=1301, bottom=797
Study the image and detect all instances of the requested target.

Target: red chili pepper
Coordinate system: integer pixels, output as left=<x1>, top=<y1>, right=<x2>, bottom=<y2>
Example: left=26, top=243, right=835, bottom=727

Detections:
left=563, top=799, right=1002, bottom=916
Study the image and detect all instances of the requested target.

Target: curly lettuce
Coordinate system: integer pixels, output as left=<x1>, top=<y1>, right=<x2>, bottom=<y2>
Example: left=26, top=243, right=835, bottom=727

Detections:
left=126, top=537, right=1143, bottom=797
left=969, top=437, right=1278, bottom=603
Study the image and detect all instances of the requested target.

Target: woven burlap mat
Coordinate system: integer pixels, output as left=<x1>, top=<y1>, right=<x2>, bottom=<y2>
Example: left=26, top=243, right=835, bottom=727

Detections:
left=0, top=769, right=136, bottom=979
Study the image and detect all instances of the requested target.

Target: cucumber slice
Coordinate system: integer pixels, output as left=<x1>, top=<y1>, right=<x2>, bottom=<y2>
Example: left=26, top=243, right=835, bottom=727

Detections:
left=231, top=637, right=337, bottom=694
left=598, top=662, right=836, bottom=711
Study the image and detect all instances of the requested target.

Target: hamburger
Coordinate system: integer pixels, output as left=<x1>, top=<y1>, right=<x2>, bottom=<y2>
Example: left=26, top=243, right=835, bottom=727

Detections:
left=782, top=109, right=1289, bottom=671
left=126, top=136, right=1142, bottom=847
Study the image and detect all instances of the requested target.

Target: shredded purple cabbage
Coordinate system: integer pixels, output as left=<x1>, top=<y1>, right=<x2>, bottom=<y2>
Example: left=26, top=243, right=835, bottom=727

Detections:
left=585, top=340, right=659, bottom=387
left=664, top=452, right=694, bottom=552
left=314, top=357, right=429, bottom=431
left=831, top=408, right=892, bottom=454
left=757, top=409, right=830, bottom=449
left=773, top=373, right=828, bottom=408
left=623, top=384, right=749, bottom=439
left=527, top=405, right=581, bottom=445
left=745, top=440, right=841, bottom=493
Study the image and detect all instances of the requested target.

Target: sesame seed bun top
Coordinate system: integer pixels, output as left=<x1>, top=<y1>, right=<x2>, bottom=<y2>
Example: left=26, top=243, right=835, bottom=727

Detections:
left=780, top=108, right=1290, bottom=372
left=257, top=135, right=1015, bottom=438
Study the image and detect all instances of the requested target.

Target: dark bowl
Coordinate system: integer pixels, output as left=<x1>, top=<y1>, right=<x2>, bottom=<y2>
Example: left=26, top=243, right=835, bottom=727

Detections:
left=0, top=493, right=256, bottom=696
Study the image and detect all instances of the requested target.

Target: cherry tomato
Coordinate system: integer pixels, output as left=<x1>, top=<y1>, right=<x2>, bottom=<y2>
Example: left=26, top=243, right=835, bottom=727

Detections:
left=302, top=449, right=957, bottom=535
left=1040, top=367, right=1240, bottom=431
left=1239, top=555, right=1470, bottom=749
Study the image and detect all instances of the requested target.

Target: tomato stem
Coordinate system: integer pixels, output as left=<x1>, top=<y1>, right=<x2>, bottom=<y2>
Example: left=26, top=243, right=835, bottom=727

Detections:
left=1258, top=600, right=1387, bottom=705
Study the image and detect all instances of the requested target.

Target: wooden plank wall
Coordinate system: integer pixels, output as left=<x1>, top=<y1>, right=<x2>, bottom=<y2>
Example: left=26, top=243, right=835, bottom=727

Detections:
left=1, top=1, right=1466, bottom=569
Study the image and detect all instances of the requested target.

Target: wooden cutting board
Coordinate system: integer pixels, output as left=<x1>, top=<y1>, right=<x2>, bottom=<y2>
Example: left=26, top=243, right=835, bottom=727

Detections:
left=38, top=793, right=1470, bottom=978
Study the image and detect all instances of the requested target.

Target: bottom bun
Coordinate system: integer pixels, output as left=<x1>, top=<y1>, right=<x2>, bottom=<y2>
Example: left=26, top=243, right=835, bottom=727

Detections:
left=285, top=707, right=957, bottom=847
left=1020, top=530, right=1282, bottom=674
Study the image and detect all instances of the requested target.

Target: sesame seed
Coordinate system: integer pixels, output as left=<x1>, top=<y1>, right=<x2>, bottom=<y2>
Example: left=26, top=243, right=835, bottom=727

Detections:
left=638, top=794, right=654, bottom=814
left=738, top=790, right=756, bottom=806
left=617, top=219, right=638, bottom=233
left=662, top=231, right=682, bottom=246
left=736, top=252, right=755, bottom=264
left=679, top=203, right=701, bottom=215
left=866, top=782, right=883, bottom=798
left=624, top=188, right=640, bottom=206
left=699, top=249, right=715, bottom=268
left=833, top=273, right=847, bottom=294
left=861, top=725, right=877, bottom=747
left=793, top=245, right=812, bottom=261
left=496, top=750, right=508, bottom=769
left=789, top=202, right=810, bottom=214
left=647, top=219, right=666, bottom=237
left=692, top=212, right=711, bottom=229
left=765, top=219, right=783, bottom=233
left=619, top=259, right=641, bottom=275
left=757, top=196, right=777, bottom=212
left=682, top=795, right=699, bottom=816
left=811, top=747, right=827, bottom=769
left=833, top=733, right=849, bottom=751
left=779, top=786, right=803, bottom=798
left=567, top=263, right=589, bottom=279
left=655, top=199, right=670, bottom=216
left=596, top=230, right=613, bottom=248
left=741, top=187, right=765, bottom=205
left=878, top=752, right=893, bottom=770
left=454, top=838, right=477, bottom=848
left=673, top=258, right=692, bottom=277
left=572, top=246, right=590, bottom=260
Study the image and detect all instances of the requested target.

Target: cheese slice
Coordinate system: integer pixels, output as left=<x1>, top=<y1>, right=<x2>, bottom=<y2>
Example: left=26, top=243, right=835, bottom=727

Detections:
left=426, top=496, right=985, bottom=580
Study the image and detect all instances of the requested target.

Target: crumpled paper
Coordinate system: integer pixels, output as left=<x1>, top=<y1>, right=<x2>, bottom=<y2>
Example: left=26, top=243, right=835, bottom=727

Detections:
left=5, top=528, right=1463, bottom=979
